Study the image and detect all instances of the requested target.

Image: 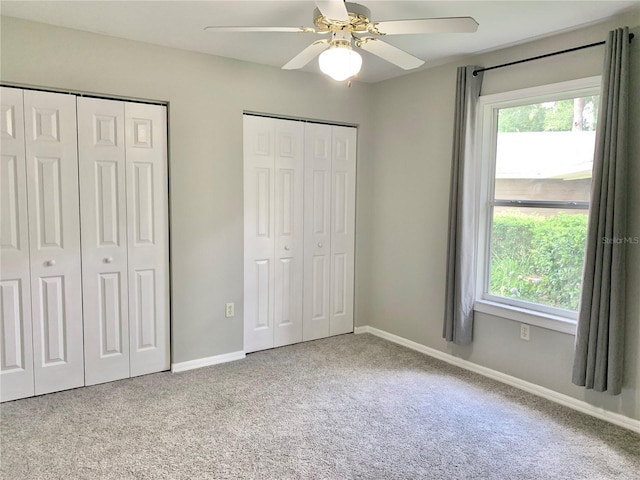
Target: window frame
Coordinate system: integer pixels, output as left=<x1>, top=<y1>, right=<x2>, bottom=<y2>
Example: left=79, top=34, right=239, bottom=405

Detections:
left=474, top=76, right=601, bottom=334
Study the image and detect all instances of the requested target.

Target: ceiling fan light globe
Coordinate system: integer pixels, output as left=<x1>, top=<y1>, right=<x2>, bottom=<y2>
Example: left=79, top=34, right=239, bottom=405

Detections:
left=319, top=47, right=362, bottom=81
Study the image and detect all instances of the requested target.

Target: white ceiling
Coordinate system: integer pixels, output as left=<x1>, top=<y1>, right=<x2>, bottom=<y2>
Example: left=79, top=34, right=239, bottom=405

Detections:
left=1, top=1, right=638, bottom=83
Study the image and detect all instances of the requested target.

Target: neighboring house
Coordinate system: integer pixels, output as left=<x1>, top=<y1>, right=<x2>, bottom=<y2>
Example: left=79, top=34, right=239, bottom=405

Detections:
left=496, top=131, right=595, bottom=211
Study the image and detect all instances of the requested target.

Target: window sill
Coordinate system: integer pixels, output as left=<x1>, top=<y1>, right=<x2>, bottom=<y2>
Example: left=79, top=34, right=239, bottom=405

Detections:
left=474, top=300, right=577, bottom=335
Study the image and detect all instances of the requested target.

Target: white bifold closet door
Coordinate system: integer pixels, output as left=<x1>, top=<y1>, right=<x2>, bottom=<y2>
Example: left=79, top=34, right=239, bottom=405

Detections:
left=124, top=102, right=170, bottom=378
left=1, top=87, right=34, bottom=401
left=1, top=88, right=169, bottom=402
left=243, top=116, right=304, bottom=353
left=78, top=97, right=169, bottom=386
left=243, top=115, right=356, bottom=353
left=303, top=123, right=356, bottom=340
left=25, top=90, right=85, bottom=396
left=0, top=88, right=84, bottom=401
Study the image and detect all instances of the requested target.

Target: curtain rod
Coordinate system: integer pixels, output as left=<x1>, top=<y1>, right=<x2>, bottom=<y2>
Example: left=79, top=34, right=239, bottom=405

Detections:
left=473, top=33, right=634, bottom=77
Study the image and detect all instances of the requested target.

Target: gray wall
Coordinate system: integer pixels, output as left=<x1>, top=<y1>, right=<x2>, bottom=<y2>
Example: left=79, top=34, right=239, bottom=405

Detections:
left=1, top=11, right=638, bottom=422
left=0, top=16, right=375, bottom=364
left=365, top=12, right=639, bottom=420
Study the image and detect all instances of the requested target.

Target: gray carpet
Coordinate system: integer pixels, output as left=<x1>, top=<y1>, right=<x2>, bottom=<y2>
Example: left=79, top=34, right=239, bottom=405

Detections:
left=1, top=333, right=639, bottom=479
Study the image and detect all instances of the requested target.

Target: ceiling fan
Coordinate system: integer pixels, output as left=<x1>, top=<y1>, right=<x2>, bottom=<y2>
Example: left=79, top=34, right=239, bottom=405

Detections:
left=205, top=0, right=478, bottom=81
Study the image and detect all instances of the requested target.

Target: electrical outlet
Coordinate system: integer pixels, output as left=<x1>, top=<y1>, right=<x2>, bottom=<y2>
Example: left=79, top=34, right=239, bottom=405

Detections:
left=225, top=302, right=235, bottom=318
left=520, top=323, right=530, bottom=341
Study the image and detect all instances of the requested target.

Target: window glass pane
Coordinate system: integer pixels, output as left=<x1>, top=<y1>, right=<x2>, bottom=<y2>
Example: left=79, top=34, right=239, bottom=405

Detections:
left=488, top=206, right=588, bottom=311
left=494, top=96, right=598, bottom=201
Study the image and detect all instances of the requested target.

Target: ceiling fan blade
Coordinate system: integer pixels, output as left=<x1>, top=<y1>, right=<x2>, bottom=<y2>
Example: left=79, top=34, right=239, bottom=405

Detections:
left=204, top=26, right=318, bottom=33
left=315, top=0, right=350, bottom=22
left=374, top=17, right=479, bottom=35
left=357, top=38, right=424, bottom=70
left=282, top=40, right=330, bottom=70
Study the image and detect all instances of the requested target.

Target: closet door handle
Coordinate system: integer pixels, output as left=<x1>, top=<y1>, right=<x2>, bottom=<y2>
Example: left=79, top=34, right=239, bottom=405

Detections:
left=104, top=257, right=113, bottom=264
left=317, top=242, right=323, bottom=248
left=284, top=245, right=290, bottom=251
left=45, top=259, right=56, bottom=267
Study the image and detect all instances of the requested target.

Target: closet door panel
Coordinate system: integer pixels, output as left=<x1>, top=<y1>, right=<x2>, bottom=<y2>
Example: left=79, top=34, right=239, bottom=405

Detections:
left=0, top=87, right=35, bottom=402
left=243, top=115, right=275, bottom=353
left=245, top=117, right=356, bottom=350
left=23, top=90, right=84, bottom=395
left=303, top=123, right=332, bottom=341
left=125, top=102, right=169, bottom=377
left=329, top=126, right=356, bottom=336
left=273, top=121, right=304, bottom=348
left=78, top=98, right=130, bottom=385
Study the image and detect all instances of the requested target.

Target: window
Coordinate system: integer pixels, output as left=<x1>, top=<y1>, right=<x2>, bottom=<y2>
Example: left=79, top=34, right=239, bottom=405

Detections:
left=476, top=77, right=600, bottom=329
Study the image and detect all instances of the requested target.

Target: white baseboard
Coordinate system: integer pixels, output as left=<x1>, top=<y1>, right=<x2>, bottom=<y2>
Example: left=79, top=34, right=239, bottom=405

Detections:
left=355, top=325, right=640, bottom=434
left=171, top=350, right=245, bottom=373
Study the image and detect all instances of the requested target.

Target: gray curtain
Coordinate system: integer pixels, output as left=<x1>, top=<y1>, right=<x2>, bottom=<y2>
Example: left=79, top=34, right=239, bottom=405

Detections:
left=572, top=27, right=630, bottom=395
left=443, top=66, right=484, bottom=345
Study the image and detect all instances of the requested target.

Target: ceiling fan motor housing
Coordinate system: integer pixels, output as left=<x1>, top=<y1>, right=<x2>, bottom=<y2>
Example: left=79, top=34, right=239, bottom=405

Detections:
left=313, top=3, right=374, bottom=33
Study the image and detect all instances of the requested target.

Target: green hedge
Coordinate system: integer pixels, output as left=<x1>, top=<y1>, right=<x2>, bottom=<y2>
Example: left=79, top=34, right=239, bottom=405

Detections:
left=489, top=211, right=588, bottom=311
